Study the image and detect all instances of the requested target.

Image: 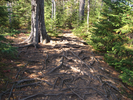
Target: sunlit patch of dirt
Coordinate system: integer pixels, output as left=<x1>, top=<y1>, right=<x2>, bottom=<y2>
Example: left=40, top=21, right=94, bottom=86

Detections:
left=6, top=33, right=29, bottom=43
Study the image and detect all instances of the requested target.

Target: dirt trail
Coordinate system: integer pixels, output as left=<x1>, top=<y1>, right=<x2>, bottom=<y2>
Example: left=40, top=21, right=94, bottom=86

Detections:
left=0, top=31, right=131, bottom=100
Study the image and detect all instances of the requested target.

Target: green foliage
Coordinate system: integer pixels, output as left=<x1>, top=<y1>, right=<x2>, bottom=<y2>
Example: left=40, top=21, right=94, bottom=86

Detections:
left=0, top=2, right=19, bottom=58
left=0, top=0, right=31, bottom=29
left=0, top=5, right=8, bottom=27
left=73, top=22, right=92, bottom=41
left=0, top=35, right=17, bottom=58
left=11, top=0, right=31, bottom=29
left=44, top=0, right=79, bottom=36
left=73, top=0, right=103, bottom=41
left=90, top=0, right=133, bottom=86
left=105, top=46, right=133, bottom=86
left=0, top=26, right=20, bottom=36
left=44, top=0, right=59, bottom=36
left=55, top=0, right=79, bottom=29
left=8, top=28, right=20, bottom=36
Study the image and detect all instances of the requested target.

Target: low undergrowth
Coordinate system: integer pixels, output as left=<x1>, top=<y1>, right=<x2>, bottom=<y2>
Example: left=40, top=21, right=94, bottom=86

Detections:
left=0, top=35, right=18, bottom=59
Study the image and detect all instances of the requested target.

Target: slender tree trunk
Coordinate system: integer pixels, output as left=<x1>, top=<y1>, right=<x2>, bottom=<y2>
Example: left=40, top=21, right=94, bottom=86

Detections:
left=63, top=0, right=64, bottom=11
left=7, top=2, right=12, bottom=26
left=79, top=0, right=85, bottom=22
left=23, top=0, right=50, bottom=46
left=87, top=0, right=90, bottom=26
left=53, top=0, right=56, bottom=19
left=51, top=0, right=56, bottom=19
left=51, top=0, right=54, bottom=19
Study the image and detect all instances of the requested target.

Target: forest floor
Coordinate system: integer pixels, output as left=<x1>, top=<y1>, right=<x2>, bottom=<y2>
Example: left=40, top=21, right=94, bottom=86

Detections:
left=0, top=29, right=133, bottom=100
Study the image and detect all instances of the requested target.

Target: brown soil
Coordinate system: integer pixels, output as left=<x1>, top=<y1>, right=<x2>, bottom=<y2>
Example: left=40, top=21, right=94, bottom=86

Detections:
left=0, top=30, right=132, bottom=100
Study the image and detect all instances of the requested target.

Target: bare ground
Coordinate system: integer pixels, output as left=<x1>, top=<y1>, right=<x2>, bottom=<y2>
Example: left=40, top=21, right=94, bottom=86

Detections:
left=0, top=30, right=132, bottom=100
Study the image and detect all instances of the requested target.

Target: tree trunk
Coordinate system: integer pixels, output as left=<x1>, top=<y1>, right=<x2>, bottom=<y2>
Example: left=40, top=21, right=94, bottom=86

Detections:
left=38, top=0, right=50, bottom=44
left=30, top=0, right=39, bottom=47
left=51, top=0, right=56, bottom=19
left=53, top=0, right=56, bottom=19
left=7, top=2, right=12, bottom=27
left=87, top=0, right=90, bottom=26
left=24, top=0, right=50, bottom=46
left=79, top=0, right=85, bottom=22
left=51, top=0, right=54, bottom=19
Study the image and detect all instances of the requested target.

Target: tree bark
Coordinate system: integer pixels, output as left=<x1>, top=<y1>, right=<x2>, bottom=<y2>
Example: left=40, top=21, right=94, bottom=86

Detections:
left=79, top=0, right=85, bottom=22
left=53, top=0, right=56, bottom=19
left=87, top=0, right=90, bottom=26
left=7, top=2, right=12, bottom=27
left=51, top=0, right=54, bottom=19
left=51, top=0, right=56, bottom=19
left=38, top=0, right=50, bottom=44
left=30, top=0, right=39, bottom=46
left=23, top=0, right=50, bottom=47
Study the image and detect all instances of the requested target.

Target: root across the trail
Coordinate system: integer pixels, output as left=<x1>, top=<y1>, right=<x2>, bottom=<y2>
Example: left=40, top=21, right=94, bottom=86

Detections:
left=1, top=31, right=132, bottom=100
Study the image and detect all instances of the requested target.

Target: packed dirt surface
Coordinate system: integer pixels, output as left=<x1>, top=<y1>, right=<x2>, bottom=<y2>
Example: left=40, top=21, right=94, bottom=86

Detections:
left=0, top=30, right=132, bottom=100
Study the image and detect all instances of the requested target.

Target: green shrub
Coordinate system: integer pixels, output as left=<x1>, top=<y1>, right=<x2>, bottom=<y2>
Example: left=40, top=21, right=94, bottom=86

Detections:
left=0, top=35, right=17, bottom=58
left=0, top=5, right=8, bottom=27
left=105, top=46, right=133, bottom=86
left=89, top=0, right=133, bottom=86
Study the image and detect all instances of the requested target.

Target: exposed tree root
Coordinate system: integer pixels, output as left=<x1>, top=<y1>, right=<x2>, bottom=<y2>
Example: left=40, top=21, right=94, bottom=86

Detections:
left=1, top=40, right=128, bottom=100
left=15, top=82, right=41, bottom=89
left=48, top=56, right=64, bottom=74
left=18, top=43, right=35, bottom=48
